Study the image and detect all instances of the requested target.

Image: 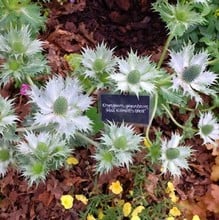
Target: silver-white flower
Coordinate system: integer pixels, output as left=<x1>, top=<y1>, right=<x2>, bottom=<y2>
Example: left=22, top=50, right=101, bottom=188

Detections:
left=95, top=122, right=142, bottom=173
left=0, top=96, right=18, bottom=135
left=29, top=76, right=92, bottom=137
left=110, top=51, right=161, bottom=97
left=169, top=44, right=218, bottom=104
left=197, top=112, right=219, bottom=144
left=160, top=133, right=193, bottom=178
left=81, top=42, right=116, bottom=78
left=17, top=131, right=67, bottom=155
left=0, top=25, right=43, bottom=58
left=17, top=131, right=72, bottom=185
left=94, top=148, right=119, bottom=174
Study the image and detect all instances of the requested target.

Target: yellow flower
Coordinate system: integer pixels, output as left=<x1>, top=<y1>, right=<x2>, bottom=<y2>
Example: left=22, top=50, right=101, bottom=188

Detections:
left=75, top=194, right=88, bottom=205
left=144, top=138, right=152, bottom=148
left=66, top=156, right=79, bottom=165
left=60, top=194, right=74, bottom=209
left=123, top=202, right=132, bottom=217
left=169, top=206, right=181, bottom=217
left=131, top=216, right=141, bottom=220
left=192, top=215, right=200, bottom=220
left=165, top=182, right=175, bottom=194
left=131, top=205, right=145, bottom=217
left=87, top=214, right=96, bottom=220
left=166, top=217, right=175, bottom=220
left=109, top=180, right=123, bottom=195
left=169, top=191, right=179, bottom=203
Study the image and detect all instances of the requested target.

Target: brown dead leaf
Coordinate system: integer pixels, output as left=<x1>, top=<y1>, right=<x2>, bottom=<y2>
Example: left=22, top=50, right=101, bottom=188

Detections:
left=179, top=199, right=207, bottom=220
left=144, top=173, right=159, bottom=201
left=9, top=191, right=18, bottom=204
left=115, top=0, right=131, bottom=11
left=206, top=140, right=219, bottom=155
left=0, top=198, right=11, bottom=212
left=211, top=164, right=219, bottom=182
left=78, top=22, right=96, bottom=44
left=202, top=184, right=219, bottom=214
left=37, top=191, right=54, bottom=207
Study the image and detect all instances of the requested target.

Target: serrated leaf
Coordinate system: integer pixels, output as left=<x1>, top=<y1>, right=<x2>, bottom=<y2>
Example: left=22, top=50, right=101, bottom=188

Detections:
left=160, top=87, right=187, bottom=105
left=85, top=107, right=104, bottom=134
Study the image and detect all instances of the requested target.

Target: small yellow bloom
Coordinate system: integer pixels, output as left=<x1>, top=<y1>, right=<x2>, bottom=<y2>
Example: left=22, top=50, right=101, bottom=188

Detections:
left=131, top=216, right=141, bottom=220
left=192, top=215, right=200, bottom=220
left=169, top=191, right=179, bottom=203
left=75, top=194, right=88, bottom=205
left=131, top=205, right=145, bottom=217
left=144, top=138, right=152, bottom=148
left=87, top=214, right=96, bottom=220
left=60, top=194, right=74, bottom=209
left=166, top=217, right=175, bottom=220
left=109, top=180, right=123, bottom=195
left=123, top=202, right=132, bottom=217
left=165, top=182, right=175, bottom=194
left=169, top=206, right=181, bottom=217
left=66, top=156, right=79, bottom=165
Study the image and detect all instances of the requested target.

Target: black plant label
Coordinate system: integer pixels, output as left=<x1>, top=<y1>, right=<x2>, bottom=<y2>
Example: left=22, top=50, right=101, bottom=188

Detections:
left=100, top=93, right=150, bottom=125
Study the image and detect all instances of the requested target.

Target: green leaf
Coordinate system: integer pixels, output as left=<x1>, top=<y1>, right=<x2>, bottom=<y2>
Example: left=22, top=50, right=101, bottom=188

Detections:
left=64, top=53, right=82, bottom=71
left=160, top=87, right=187, bottom=106
left=85, top=107, right=104, bottom=134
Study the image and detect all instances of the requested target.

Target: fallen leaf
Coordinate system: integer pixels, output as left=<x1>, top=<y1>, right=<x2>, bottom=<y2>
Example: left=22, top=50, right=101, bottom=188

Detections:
left=37, top=191, right=54, bottom=207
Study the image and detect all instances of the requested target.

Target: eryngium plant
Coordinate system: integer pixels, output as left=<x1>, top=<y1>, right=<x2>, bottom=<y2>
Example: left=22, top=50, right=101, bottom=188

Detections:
left=94, top=122, right=142, bottom=174
left=28, top=76, right=92, bottom=138
left=0, top=0, right=46, bottom=34
left=0, top=25, right=48, bottom=85
left=17, top=131, right=72, bottom=185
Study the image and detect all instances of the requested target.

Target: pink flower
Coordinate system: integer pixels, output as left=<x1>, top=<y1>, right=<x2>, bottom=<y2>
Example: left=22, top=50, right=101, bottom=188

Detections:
left=20, top=84, right=30, bottom=96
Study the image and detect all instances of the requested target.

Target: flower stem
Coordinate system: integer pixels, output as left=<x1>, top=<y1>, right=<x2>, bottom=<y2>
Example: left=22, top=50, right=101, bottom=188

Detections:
left=161, top=104, right=185, bottom=130
left=145, top=93, right=159, bottom=145
left=26, top=76, right=34, bottom=86
left=157, top=34, right=174, bottom=69
left=208, top=58, right=219, bottom=65
left=87, top=86, right=96, bottom=96
left=75, top=132, right=99, bottom=147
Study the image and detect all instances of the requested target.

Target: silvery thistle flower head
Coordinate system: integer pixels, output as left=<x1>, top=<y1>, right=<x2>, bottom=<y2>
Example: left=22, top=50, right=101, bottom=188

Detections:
left=197, top=112, right=219, bottom=144
left=29, top=76, right=92, bottom=138
left=0, top=96, right=18, bottom=135
left=17, top=131, right=71, bottom=185
left=169, top=44, right=218, bottom=104
left=160, top=133, right=193, bottom=178
left=0, top=141, right=14, bottom=177
left=110, top=51, right=161, bottom=97
left=153, top=0, right=205, bottom=36
left=0, top=25, right=43, bottom=59
left=93, top=148, right=120, bottom=174
left=0, top=25, right=47, bottom=85
left=94, top=122, right=142, bottom=173
left=81, top=42, right=116, bottom=86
